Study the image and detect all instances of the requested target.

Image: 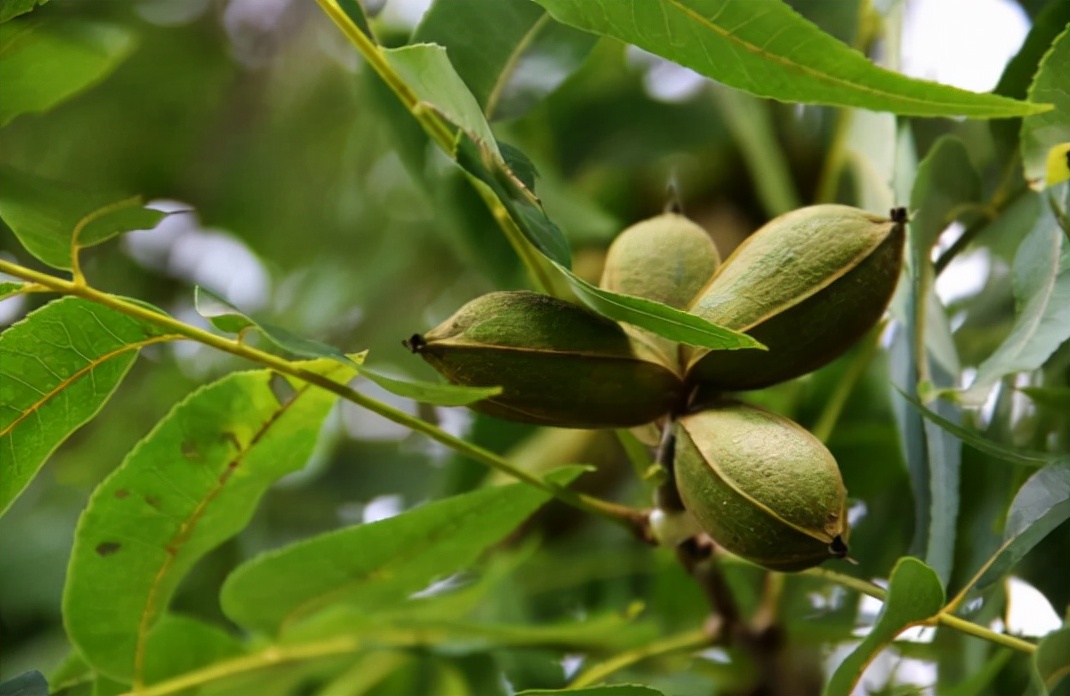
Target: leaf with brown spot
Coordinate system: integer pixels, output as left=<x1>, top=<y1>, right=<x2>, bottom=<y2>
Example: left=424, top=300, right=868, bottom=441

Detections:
left=62, top=359, right=356, bottom=683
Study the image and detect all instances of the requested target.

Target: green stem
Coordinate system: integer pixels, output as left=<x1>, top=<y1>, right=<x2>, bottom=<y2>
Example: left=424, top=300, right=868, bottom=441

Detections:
left=569, top=627, right=712, bottom=688
left=0, top=259, right=642, bottom=531
left=814, top=108, right=854, bottom=203
left=315, top=0, right=558, bottom=296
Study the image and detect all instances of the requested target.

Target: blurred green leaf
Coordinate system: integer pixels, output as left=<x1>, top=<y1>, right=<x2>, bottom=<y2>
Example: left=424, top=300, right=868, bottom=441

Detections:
left=824, top=558, right=945, bottom=696
left=976, top=462, right=1070, bottom=589
left=1021, top=27, right=1070, bottom=185
left=909, top=136, right=981, bottom=252
left=62, top=359, right=354, bottom=681
left=1033, top=626, right=1070, bottom=695
left=0, top=297, right=175, bottom=516
left=335, top=0, right=372, bottom=40
left=0, top=0, right=48, bottom=23
left=0, top=671, right=48, bottom=696
left=532, top=0, right=1048, bottom=118
left=519, top=686, right=665, bottom=695
left=0, top=281, right=26, bottom=300
left=0, top=166, right=165, bottom=270
left=221, top=468, right=583, bottom=636
left=142, top=614, right=246, bottom=686
left=0, top=15, right=136, bottom=126
left=413, top=0, right=596, bottom=121
left=194, top=286, right=500, bottom=406
left=964, top=205, right=1070, bottom=402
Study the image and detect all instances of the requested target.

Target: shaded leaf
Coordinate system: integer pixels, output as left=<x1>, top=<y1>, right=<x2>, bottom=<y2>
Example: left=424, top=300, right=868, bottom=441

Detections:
left=532, top=0, right=1047, bottom=118
left=0, top=297, right=176, bottom=516
left=0, top=0, right=48, bottom=23
left=976, top=462, right=1070, bottom=589
left=1033, top=626, right=1070, bottom=695
left=0, top=15, right=136, bottom=126
left=519, top=686, right=665, bottom=695
left=1021, top=27, right=1070, bottom=186
left=0, top=671, right=48, bottom=696
left=221, top=468, right=584, bottom=636
left=142, top=614, right=246, bottom=686
left=194, top=286, right=500, bottom=406
left=335, top=0, right=372, bottom=40
left=62, top=360, right=355, bottom=681
left=909, top=136, right=981, bottom=252
left=413, top=0, right=596, bottom=121
left=0, top=166, right=165, bottom=270
left=824, top=558, right=945, bottom=696
left=965, top=204, right=1070, bottom=402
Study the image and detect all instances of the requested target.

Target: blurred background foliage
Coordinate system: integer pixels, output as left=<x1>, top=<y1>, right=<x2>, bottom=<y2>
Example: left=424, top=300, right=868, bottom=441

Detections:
left=1, top=0, right=1068, bottom=694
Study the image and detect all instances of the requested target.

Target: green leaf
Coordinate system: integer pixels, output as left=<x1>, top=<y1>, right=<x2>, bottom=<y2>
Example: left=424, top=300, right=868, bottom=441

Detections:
left=964, top=204, right=1070, bottom=402
left=1033, top=626, right=1070, bottom=695
left=0, top=0, right=48, bottom=23
left=62, top=359, right=355, bottom=681
left=220, top=469, right=583, bottom=636
left=519, top=686, right=665, bottom=696
left=0, top=297, right=176, bottom=516
left=896, top=388, right=1060, bottom=468
left=1021, top=27, right=1070, bottom=186
left=531, top=0, right=1047, bottom=118
left=383, top=44, right=499, bottom=156
left=0, top=671, right=48, bottom=696
left=0, top=15, right=136, bottom=126
left=413, top=0, right=596, bottom=121
left=556, top=262, right=765, bottom=350
left=909, top=136, right=981, bottom=252
left=0, top=166, right=165, bottom=270
left=0, top=281, right=27, bottom=300
left=141, top=614, right=246, bottom=686
left=976, top=462, right=1070, bottom=589
left=824, top=558, right=945, bottom=696
left=194, top=286, right=500, bottom=406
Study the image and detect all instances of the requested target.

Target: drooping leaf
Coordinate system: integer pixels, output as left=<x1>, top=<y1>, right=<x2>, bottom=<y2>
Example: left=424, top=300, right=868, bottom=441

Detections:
left=194, top=286, right=501, bottom=406
left=220, top=468, right=584, bottom=636
left=964, top=204, right=1070, bottom=402
left=0, top=15, right=137, bottom=126
left=0, top=0, right=49, bottom=23
left=141, top=614, right=246, bottom=686
left=532, top=0, right=1048, bottom=118
left=976, top=462, right=1070, bottom=589
left=824, top=558, right=945, bottom=696
left=413, top=0, right=596, bottom=121
left=62, top=359, right=355, bottom=682
left=0, top=297, right=177, bottom=516
left=1021, top=27, right=1070, bottom=186
left=896, top=388, right=1060, bottom=468
left=0, top=166, right=165, bottom=270
left=1032, top=626, right=1070, bottom=695
left=519, top=686, right=665, bottom=696
left=0, top=671, right=48, bottom=696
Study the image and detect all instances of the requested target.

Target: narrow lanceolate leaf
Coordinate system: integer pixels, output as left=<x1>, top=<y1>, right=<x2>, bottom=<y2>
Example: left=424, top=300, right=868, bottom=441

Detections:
left=1033, top=627, right=1070, bottom=695
left=62, top=360, right=355, bottom=682
left=0, top=166, right=165, bottom=270
left=413, top=0, right=596, bottom=121
left=532, top=0, right=1048, bottom=118
left=1021, top=27, right=1070, bottom=186
left=964, top=205, right=1070, bottom=403
left=519, top=686, right=665, bottom=696
left=221, top=468, right=584, bottom=636
left=976, top=462, right=1070, bottom=589
left=0, top=16, right=136, bottom=126
left=824, top=558, right=945, bottom=696
left=0, top=298, right=177, bottom=516
left=194, top=286, right=500, bottom=407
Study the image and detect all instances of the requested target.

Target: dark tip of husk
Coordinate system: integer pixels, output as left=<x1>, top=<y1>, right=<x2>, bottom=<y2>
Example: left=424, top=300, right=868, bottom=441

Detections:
left=890, top=207, right=909, bottom=224
left=829, top=535, right=849, bottom=558
left=403, top=334, right=426, bottom=353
